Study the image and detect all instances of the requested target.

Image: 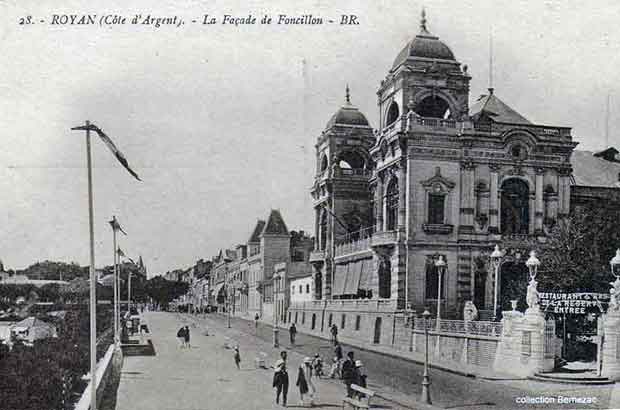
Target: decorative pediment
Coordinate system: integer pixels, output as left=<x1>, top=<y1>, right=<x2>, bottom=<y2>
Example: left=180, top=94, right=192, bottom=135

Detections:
left=421, top=167, right=456, bottom=192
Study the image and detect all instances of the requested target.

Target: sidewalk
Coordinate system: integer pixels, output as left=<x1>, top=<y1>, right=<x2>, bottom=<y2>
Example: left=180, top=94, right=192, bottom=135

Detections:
left=238, top=313, right=522, bottom=382
left=115, top=311, right=437, bottom=410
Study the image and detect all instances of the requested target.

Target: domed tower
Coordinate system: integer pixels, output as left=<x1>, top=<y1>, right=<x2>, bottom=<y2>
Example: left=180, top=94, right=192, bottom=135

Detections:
left=377, top=9, right=470, bottom=129
left=309, top=86, right=375, bottom=300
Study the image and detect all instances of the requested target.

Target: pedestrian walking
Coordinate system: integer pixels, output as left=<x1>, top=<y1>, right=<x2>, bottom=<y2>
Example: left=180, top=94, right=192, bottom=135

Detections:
left=184, top=325, right=191, bottom=349
left=328, top=357, right=340, bottom=379
left=312, top=353, right=323, bottom=378
left=342, top=351, right=356, bottom=398
left=234, top=346, right=241, bottom=369
left=289, top=323, right=297, bottom=346
left=177, top=326, right=186, bottom=349
left=273, top=351, right=289, bottom=407
left=355, top=360, right=367, bottom=388
left=296, top=357, right=310, bottom=407
left=255, top=313, right=259, bottom=330
left=330, top=324, right=338, bottom=345
left=305, top=356, right=317, bottom=405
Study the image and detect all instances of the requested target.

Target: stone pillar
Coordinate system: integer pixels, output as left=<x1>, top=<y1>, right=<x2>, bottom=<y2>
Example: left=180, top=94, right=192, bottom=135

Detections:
left=398, top=164, right=407, bottom=231
left=460, top=161, right=476, bottom=230
left=489, top=165, right=500, bottom=233
left=535, top=168, right=544, bottom=234
left=376, top=173, right=384, bottom=232
left=602, top=311, right=620, bottom=380
left=558, top=168, right=571, bottom=217
left=314, top=207, right=320, bottom=250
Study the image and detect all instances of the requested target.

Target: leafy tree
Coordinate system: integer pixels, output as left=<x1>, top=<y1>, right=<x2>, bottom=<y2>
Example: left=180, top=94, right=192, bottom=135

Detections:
left=539, top=203, right=620, bottom=293
left=144, top=276, right=189, bottom=309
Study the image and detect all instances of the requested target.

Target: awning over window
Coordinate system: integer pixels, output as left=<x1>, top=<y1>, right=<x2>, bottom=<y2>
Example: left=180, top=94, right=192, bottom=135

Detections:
left=344, top=260, right=363, bottom=295
left=212, top=282, right=225, bottom=297
left=333, top=264, right=348, bottom=296
left=358, top=259, right=372, bottom=291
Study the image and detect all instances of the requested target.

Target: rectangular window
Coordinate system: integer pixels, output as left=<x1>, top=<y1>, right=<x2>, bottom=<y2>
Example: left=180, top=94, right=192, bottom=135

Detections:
left=299, top=285, right=303, bottom=293
left=306, top=284, right=310, bottom=293
left=428, top=194, right=445, bottom=224
left=341, top=314, right=346, bottom=329
left=302, top=312, right=305, bottom=324
left=355, top=315, right=361, bottom=331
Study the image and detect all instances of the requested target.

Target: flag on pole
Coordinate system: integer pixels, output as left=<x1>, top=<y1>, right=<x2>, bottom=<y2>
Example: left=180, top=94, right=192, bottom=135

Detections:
left=71, top=123, right=141, bottom=181
left=109, top=217, right=127, bottom=235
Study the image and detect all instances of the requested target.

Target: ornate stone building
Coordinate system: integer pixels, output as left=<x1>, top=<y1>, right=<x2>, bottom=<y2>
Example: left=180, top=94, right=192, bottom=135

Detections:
left=302, top=11, right=588, bottom=332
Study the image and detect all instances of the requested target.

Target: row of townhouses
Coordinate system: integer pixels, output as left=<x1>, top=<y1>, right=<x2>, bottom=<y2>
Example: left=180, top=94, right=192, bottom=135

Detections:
left=175, top=210, right=315, bottom=325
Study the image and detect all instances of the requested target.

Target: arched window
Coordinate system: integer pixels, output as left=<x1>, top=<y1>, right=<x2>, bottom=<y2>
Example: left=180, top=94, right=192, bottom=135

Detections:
left=415, top=96, right=451, bottom=119
left=320, top=154, right=328, bottom=173
left=338, top=151, right=366, bottom=171
left=386, top=101, right=400, bottom=126
left=385, top=178, right=399, bottom=231
left=501, top=178, right=530, bottom=234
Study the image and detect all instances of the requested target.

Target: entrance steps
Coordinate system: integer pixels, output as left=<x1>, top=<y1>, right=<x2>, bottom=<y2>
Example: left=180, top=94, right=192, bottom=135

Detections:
left=529, top=372, right=614, bottom=385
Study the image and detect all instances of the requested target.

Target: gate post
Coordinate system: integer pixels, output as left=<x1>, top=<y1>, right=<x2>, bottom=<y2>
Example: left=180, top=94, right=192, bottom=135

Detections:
left=602, top=311, right=620, bottom=380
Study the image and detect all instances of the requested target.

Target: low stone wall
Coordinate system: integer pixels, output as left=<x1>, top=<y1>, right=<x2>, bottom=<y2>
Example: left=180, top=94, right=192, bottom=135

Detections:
left=74, top=344, right=124, bottom=410
left=287, top=302, right=399, bottom=347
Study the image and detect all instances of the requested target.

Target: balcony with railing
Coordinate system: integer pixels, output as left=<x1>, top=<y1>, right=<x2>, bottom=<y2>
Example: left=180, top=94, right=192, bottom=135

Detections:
left=371, top=230, right=398, bottom=247
left=334, top=226, right=374, bottom=257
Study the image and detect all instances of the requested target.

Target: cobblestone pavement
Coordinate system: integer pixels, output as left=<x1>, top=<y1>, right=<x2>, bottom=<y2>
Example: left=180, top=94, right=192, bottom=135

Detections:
left=204, top=313, right=617, bottom=410
left=115, top=312, right=417, bottom=410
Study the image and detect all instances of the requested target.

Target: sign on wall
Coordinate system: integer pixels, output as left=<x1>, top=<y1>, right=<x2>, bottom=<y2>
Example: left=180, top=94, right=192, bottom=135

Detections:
left=539, top=292, right=609, bottom=315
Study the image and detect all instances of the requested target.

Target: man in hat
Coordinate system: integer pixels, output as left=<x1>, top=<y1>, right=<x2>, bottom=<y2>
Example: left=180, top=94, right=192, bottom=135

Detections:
left=341, top=351, right=356, bottom=398
left=273, top=351, right=289, bottom=407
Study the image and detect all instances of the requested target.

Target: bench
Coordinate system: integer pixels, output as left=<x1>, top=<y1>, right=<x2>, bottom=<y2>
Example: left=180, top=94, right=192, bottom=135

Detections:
left=342, top=384, right=375, bottom=409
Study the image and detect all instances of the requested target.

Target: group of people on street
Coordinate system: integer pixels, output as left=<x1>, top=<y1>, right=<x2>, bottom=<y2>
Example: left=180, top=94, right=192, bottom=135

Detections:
left=272, top=350, right=320, bottom=407
left=271, top=343, right=367, bottom=407
left=176, top=325, right=191, bottom=348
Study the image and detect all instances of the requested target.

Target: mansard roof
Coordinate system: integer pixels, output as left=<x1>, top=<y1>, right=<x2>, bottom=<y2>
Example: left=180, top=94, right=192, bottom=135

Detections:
left=248, top=220, right=266, bottom=243
left=261, top=209, right=289, bottom=236
left=469, top=90, right=532, bottom=125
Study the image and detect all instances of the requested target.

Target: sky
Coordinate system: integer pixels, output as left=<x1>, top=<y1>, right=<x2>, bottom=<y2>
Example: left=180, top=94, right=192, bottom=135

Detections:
left=1, top=0, right=620, bottom=276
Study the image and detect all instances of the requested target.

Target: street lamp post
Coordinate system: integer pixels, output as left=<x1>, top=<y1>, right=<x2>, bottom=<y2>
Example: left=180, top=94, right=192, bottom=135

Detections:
left=434, top=256, right=446, bottom=327
left=420, top=309, right=432, bottom=405
left=525, top=250, right=540, bottom=282
left=491, top=245, right=504, bottom=321
left=227, top=283, right=231, bottom=328
left=273, top=275, right=279, bottom=348
left=611, top=249, right=620, bottom=278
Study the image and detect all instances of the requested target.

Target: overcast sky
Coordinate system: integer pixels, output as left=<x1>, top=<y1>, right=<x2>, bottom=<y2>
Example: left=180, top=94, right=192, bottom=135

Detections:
left=1, top=0, right=619, bottom=276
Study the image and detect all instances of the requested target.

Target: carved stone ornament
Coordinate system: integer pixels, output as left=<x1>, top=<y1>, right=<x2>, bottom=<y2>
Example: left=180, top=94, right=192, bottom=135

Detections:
left=463, top=301, right=478, bottom=321
left=609, top=277, right=620, bottom=312
left=526, top=278, right=540, bottom=313
left=421, top=167, right=456, bottom=190
left=460, top=159, right=476, bottom=170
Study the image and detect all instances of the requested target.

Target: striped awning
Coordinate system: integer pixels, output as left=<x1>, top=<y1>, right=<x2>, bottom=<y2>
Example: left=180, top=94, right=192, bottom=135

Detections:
left=358, top=259, right=372, bottom=291
left=344, top=260, right=363, bottom=295
left=333, top=264, right=348, bottom=296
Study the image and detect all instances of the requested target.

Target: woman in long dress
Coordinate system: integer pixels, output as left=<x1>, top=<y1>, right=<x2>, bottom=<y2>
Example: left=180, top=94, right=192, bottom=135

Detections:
left=296, top=358, right=310, bottom=406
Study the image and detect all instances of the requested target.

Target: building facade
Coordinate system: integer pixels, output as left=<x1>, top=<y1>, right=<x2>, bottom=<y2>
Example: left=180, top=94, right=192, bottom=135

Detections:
left=287, top=12, right=620, bottom=346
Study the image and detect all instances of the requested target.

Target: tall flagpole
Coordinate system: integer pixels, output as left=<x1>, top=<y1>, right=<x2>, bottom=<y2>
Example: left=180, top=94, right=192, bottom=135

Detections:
left=85, top=120, right=98, bottom=410
left=111, top=217, right=118, bottom=344
left=128, top=269, right=132, bottom=312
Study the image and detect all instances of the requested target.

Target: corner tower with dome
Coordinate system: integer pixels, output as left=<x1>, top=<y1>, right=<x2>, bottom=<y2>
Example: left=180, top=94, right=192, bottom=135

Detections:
left=297, top=11, right=582, bottom=345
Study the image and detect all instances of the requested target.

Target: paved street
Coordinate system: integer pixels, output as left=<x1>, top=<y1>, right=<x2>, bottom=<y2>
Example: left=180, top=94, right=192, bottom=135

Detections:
left=115, top=312, right=408, bottom=410
left=205, top=313, right=619, bottom=410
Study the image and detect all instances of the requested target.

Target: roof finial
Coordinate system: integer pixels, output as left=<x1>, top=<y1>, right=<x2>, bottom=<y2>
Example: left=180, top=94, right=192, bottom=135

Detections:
left=420, top=8, right=428, bottom=32
left=345, top=84, right=351, bottom=104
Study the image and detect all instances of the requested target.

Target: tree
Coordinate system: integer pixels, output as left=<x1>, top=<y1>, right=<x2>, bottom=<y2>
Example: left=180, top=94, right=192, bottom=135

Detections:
left=144, top=276, right=189, bottom=309
left=539, top=203, right=620, bottom=293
